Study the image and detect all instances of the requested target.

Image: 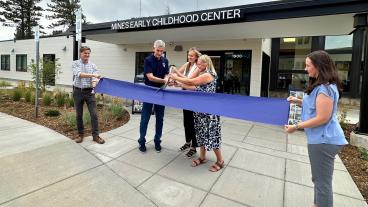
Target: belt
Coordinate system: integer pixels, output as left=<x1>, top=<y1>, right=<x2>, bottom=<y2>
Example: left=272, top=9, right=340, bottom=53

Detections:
left=73, top=86, right=93, bottom=91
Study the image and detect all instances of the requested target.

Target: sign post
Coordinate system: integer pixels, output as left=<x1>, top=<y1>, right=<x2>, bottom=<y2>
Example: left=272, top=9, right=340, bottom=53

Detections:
left=34, top=26, right=40, bottom=118
left=76, top=9, right=82, bottom=59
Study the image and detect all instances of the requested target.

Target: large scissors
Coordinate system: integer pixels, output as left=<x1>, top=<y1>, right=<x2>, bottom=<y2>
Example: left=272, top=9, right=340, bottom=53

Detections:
left=156, top=66, right=177, bottom=93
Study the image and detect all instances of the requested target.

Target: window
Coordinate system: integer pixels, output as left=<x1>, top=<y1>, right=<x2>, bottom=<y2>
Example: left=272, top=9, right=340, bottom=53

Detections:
left=135, top=52, right=152, bottom=77
left=43, top=54, right=56, bottom=86
left=276, top=37, right=311, bottom=90
left=325, top=35, right=353, bottom=93
left=279, top=37, right=311, bottom=71
left=16, top=55, right=27, bottom=72
left=1, top=55, right=10, bottom=71
left=134, top=52, right=167, bottom=82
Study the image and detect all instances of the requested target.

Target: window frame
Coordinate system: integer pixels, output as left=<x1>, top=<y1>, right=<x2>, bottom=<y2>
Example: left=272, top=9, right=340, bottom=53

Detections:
left=1, top=54, right=11, bottom=71
left=16, top=54, right=27, bottom=72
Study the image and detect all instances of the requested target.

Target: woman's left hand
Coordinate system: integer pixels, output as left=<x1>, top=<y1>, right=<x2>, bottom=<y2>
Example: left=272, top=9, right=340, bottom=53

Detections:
left=170, top=73, right=178, bottom=80
left=284, top=125, right=297, bottom=133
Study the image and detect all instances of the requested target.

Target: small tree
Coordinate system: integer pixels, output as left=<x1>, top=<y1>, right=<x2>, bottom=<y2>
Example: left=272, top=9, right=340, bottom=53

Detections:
left=28, top=58, right=61, bottom=91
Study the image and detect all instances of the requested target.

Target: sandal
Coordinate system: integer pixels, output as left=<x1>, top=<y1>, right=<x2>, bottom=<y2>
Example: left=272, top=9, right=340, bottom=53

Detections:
left=191, top=157, right=206, bottom=167
left=179, top=143, right=191, bottom=151
left=209, top=160, right=225, bottom=172
left=186, top=148, right=197, bottom=158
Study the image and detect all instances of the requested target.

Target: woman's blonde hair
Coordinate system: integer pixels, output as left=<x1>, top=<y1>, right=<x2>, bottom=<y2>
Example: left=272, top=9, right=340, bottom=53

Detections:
left=188, top=47, right=202, bottom=59
left=198, top=54, right=217, bottom=76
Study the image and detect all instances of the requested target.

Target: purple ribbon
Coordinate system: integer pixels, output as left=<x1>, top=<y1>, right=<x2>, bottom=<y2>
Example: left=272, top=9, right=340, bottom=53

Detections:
left=95, top=78, right=290, bottom=126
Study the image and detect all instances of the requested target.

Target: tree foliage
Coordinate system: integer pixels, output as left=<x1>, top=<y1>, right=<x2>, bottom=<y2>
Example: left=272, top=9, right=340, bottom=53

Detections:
left=0, top=0, right=43, bottom=40
left=46, top=0, right=86, bottom=30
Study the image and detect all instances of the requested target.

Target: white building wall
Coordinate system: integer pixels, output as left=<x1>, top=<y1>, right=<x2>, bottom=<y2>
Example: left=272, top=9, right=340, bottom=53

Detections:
left=262, top=38, right=272, bottom=56
left=1, top=37, right=264, bottom=96
left=0, top=36, right=74, bottom=86
left=86, top=40, right=135, bottom=83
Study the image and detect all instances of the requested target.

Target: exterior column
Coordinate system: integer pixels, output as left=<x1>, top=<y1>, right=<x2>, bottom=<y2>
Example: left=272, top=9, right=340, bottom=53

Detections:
left=358, top=13, right=368, bottom=134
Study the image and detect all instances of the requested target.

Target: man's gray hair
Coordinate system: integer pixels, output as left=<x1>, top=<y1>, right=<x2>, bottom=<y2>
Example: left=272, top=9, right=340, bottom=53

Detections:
left=153, top=40, right=165, bottom=48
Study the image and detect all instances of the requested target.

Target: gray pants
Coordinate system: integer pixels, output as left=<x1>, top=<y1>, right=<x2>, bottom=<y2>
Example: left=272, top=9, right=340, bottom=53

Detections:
left=73, top=88, right=99, bottom=137
left=308, top=144, right=342, bottom=207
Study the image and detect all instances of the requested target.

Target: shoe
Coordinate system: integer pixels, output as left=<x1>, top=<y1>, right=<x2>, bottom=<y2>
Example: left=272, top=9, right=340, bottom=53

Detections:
left=75, top=134, right=84, bottom=143
left=185, top=148, right=197, bottom=158
left=179, top=143, right=191, bottom=151
left=139, top=144, right=147, bottom=153
left=155, top=143, right=162, bottom=153
left=93, top=135, right=105, bottom=144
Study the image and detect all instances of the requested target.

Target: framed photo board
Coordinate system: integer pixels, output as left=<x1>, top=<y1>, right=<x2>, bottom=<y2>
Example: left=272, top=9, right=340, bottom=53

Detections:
left=288, top=90, right=304, bottom=125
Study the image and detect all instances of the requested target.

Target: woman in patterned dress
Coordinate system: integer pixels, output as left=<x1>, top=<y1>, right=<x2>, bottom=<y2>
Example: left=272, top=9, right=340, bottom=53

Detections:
left=170, top=55, right=224, bottom=172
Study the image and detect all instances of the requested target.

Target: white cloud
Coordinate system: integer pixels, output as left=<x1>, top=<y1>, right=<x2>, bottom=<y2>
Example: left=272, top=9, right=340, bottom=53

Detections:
left=0, top=0, right=277, bottom=41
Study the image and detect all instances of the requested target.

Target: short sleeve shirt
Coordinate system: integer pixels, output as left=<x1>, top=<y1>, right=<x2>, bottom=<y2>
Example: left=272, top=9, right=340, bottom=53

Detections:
left=301, top=84, right=348, bottom=145
left=144, top=54, right=169, bottom=88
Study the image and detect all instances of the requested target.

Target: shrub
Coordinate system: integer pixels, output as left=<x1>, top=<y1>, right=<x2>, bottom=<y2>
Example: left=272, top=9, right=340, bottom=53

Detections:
left=62, top=111, right=91, bottom=127
left=12, top=89, right=22, bottom=101
left=31, top=94, right=36, bottom=105
left=108, top=103, right=125, bottom=120
left=83, top=112, right=91, bottom=127
left=68, top=97, right=74, bottom=108
left=45, top=109, right=60, bottom=117
left=54, top=92, right=66, bottom=107
left=17, top=80, right=26, bottom=89
left=102, top=108, right=112, bottom=124
left=24, top=90, right=32, bottom=103
left=96, top=94, right=103, bottom=103
left=42, top=92, right=53, bottom=106
left=360, top=147, right=368, bottom=161
left=338, top=105, right=350, bottom=130
left=28, top=81, right=35, bottom=90
left=62, top=112, right=77, bottom=127
left=0, top=81, right=12, bottom=88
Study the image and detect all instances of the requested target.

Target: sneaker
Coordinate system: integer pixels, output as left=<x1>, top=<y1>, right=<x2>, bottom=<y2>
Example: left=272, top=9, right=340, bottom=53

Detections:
left=155, top=143, right=162, bottom=153
left=139, top=144, right=147, bottom=153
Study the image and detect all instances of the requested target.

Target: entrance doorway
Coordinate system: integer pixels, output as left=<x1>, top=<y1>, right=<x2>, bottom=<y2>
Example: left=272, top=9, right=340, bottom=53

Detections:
left=202, top=50, right=252, bottom=95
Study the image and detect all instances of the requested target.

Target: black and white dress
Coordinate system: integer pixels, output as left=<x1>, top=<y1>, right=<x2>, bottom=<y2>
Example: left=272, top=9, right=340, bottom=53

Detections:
left=193, top=69, right=222, bottom=151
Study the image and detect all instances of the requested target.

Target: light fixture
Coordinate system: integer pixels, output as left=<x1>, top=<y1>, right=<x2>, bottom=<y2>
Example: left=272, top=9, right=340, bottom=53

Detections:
left=174, top=45, right=183, bottom=51
left=62, top=46, right=67, bottom=51
left=10, top=48, right=15, bottom=53
left=283, top=37, right=296, bottom=43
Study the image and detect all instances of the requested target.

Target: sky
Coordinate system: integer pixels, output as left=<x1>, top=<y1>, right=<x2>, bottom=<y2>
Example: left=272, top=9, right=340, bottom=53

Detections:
left=0, top=0, right=277, bottom=41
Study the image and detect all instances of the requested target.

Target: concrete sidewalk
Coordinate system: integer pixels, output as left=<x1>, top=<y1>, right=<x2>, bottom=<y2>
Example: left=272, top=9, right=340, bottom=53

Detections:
left=0, top=109, right=366, bottom=207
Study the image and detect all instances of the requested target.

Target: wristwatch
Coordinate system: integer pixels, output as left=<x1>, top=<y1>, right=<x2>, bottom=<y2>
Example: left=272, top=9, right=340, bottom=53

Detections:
left=294, top=123, right=300, bottom=130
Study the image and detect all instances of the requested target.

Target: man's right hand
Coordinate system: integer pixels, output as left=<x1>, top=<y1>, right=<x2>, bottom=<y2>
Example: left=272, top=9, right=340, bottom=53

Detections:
left=93, top=74, right=101, bottom=79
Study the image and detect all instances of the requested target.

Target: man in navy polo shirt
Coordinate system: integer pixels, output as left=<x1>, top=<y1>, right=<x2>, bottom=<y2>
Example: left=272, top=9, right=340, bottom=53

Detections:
left=138, top=40, right=169, bottom=153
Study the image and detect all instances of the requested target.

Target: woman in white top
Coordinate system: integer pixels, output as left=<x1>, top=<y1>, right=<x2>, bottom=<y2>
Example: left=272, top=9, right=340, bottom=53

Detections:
left=176, top=47, right=202, bottom=157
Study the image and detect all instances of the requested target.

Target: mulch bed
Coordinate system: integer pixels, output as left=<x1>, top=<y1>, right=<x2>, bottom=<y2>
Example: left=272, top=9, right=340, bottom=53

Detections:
left=339, top=124, right=368, bottom=202
left=0, top=96, right=129, bottom=140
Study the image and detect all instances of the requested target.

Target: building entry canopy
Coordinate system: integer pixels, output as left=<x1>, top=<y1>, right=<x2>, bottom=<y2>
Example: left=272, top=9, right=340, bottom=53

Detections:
left=79, top=0, right=368, bottom=44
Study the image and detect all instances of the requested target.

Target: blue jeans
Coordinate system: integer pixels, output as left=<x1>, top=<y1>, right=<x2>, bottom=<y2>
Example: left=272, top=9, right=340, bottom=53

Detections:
left=138, top=102, right=165, bottom=145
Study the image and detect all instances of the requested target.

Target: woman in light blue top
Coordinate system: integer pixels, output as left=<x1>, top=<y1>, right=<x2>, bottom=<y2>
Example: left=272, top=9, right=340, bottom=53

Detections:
left=285, top=50, right=347, bottom=207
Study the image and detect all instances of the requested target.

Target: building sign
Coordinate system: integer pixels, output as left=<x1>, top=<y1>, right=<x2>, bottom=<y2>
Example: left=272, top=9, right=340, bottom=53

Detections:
left=33, top=26, right=40, bottom=42
left=111, top=9, right=241, bottom=30
left=76, top=9, right=82, bottom=41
